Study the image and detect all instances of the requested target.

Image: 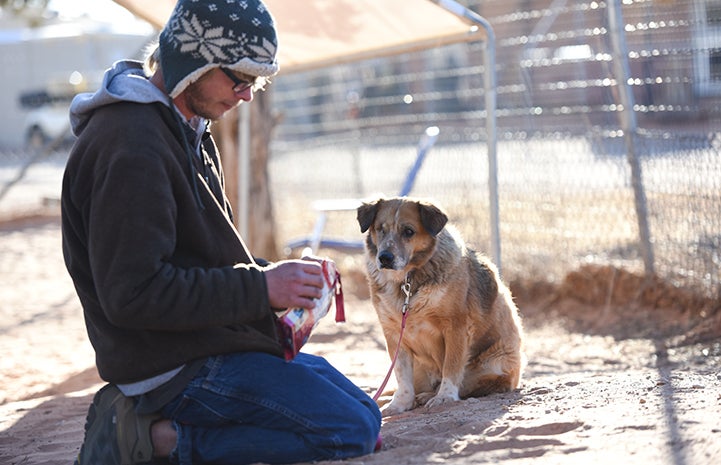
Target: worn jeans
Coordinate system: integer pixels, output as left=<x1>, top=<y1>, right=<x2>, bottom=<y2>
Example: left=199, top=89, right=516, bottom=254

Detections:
left=159, top=352, right=382, bottom=465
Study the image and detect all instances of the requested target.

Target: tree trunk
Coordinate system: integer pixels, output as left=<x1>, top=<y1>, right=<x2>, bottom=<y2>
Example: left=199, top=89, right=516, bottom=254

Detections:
left=214, top=92, right=279, bottom=261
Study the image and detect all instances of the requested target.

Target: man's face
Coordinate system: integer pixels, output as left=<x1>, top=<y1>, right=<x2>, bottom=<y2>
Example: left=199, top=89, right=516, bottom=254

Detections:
left=176, top=68, right=256, bottom=120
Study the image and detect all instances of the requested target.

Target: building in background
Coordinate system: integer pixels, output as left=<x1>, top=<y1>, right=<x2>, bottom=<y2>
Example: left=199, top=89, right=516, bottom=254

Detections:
left=0, top=6, right=153, bottom=149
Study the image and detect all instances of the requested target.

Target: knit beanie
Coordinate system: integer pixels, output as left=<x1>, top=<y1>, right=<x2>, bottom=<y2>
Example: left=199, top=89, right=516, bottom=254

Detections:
left=159, top=0, right=279, bottom=98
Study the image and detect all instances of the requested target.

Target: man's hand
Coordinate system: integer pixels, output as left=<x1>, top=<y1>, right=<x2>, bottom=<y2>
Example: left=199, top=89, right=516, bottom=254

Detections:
left=263, top=259, right=324, bottom=310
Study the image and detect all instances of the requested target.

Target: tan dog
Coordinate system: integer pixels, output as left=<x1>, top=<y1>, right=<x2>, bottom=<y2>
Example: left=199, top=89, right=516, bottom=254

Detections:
left=357, top=197, right=525, bottom=416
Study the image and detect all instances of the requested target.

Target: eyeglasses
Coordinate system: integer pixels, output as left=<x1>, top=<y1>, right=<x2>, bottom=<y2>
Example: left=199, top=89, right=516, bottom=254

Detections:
left=220, top=67, right=257, bottom=94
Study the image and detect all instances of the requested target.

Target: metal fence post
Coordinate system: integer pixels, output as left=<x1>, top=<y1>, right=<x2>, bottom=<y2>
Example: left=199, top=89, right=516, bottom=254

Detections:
left=607, top=0, right=655, bottom=276
left=432, top=0, right=501, bottom=273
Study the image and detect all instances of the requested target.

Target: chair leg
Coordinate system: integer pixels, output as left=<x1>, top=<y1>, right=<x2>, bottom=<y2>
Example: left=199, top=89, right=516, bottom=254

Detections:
left=309, top=212, right=328, bottom=254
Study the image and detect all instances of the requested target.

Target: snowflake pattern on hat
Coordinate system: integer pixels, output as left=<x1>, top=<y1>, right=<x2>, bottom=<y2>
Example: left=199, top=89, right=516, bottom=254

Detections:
left=160, top=0, right=279, bottom=98
left=173, top=13, right=237, bottom=62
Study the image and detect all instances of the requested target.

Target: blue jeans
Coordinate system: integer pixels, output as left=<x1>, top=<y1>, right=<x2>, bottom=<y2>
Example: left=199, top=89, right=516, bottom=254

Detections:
left=160, top=352, right=382, bottom=465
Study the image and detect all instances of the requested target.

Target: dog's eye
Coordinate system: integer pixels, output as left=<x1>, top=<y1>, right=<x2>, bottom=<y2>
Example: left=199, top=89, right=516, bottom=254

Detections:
left=402, top=227, right=415, bottom=238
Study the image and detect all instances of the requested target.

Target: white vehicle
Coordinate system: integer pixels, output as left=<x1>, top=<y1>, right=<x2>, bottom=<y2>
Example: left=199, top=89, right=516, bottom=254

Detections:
left=23, top=103, right=73, bottom=150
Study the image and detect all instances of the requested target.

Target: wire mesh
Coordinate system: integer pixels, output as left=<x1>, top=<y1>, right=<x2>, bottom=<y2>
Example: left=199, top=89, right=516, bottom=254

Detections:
left=268, top=0, right=721, bottom=298
left=0, top=0, right=717, bottom=298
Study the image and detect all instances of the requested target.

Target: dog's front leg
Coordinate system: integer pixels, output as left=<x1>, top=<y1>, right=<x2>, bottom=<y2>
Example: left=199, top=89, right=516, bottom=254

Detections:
left=382, top=349, right=415, bottom=416
left=424, top=331, right=466, bottom=408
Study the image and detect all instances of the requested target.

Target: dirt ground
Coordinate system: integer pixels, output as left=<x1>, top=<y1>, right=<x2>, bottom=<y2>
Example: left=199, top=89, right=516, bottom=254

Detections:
left=1, top=215, right=720, bottom=465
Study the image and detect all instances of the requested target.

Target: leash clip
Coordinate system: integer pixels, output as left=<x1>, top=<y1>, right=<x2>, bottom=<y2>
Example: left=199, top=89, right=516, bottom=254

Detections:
left=401, top=276, right=412, bottom=315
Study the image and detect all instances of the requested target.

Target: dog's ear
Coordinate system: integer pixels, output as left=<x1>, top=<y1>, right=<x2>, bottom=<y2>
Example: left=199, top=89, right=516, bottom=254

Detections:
left=357, top=200, right=380, bottom=233
left=418, top=201, right=448, bottom=236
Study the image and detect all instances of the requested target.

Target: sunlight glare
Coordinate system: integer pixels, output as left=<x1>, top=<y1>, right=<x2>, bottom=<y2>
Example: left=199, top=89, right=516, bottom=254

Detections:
left=47, top=0, right=140, bottom=24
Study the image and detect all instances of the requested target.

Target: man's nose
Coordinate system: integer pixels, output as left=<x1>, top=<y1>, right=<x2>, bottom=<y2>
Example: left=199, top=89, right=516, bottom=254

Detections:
left=237, top=87, right=254, bottom=102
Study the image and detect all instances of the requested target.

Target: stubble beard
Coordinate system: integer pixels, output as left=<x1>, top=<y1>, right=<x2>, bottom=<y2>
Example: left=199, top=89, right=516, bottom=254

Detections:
left=183, top=83, right=232, bottom=121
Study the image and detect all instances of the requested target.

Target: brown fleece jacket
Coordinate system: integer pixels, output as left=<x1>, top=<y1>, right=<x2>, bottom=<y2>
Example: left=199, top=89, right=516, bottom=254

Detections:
left=61, top=100, right=282, bottom=384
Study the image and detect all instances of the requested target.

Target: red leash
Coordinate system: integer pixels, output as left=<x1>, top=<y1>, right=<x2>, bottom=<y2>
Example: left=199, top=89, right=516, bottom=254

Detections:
left=372, top=277, right=412, bottom=401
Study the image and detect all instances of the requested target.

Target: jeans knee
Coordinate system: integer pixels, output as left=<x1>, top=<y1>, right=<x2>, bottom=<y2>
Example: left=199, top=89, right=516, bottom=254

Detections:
left=341, top=408, right=382, bottom=456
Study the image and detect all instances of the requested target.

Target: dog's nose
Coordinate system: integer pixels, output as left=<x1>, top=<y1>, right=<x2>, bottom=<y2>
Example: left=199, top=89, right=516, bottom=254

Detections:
left=378, top=251, right=395, bottom=269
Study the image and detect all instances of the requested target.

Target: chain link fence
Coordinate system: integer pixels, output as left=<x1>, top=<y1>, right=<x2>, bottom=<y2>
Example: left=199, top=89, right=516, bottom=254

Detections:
left=0, top=147, right=68, bottom=220
left=0, top=1, right=717, bottom=299
left=268, top=0, right=721, bottom=299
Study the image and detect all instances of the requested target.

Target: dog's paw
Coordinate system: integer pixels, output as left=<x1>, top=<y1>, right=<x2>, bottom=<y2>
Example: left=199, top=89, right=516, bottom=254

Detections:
left=415, top=391, right=436, bottom=405
left=422, top=379, right=460, bottom=408
left=381, top=395, right=414, bottom=417
left=424, top=392, right=460, bottom=409
left=381, top=402, right=410, bottom=417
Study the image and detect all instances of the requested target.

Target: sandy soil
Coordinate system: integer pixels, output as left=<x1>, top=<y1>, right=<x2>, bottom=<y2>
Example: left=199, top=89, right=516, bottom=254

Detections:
left=1, top=216, right=720, bottom=465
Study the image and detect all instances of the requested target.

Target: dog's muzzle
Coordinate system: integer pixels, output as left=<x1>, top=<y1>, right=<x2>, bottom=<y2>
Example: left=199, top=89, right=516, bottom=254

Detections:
left=378, top=250, right=396, bottom=270
left=378, top=250, right=395, bottom=269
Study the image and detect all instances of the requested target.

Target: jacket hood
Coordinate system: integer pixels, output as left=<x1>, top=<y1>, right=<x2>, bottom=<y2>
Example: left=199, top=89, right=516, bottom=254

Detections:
left=70, top=60, right=170, bottom=137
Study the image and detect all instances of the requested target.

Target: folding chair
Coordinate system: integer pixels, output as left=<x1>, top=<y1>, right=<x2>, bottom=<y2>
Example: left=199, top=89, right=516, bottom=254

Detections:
left=286, top=126, right=440, bottom=254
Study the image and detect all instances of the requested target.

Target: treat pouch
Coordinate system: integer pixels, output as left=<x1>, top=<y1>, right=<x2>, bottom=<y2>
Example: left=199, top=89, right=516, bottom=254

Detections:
left=275, top=259, right=345, bottom=360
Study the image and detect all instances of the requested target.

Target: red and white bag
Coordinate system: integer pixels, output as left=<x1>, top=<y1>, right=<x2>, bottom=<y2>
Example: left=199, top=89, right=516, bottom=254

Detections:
left=275, top=259, right=345, bottom=361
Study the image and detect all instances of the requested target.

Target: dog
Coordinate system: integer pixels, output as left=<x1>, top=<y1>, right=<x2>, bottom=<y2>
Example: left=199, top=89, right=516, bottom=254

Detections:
left=357, top=197, right=525, bottom=416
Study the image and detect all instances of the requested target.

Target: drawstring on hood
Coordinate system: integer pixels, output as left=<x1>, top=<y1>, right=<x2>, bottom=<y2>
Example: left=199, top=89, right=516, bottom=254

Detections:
left=168, top=94, right=206, bottom=210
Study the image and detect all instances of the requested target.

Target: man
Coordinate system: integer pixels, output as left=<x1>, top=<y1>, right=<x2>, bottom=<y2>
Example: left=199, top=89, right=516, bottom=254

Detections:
left=61, top=1, right=382, bottom=464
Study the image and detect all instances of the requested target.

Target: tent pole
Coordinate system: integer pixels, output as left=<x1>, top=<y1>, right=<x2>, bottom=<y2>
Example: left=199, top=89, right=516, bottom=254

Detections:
left=238, top=103, right=251, bottom=240
left=430, top=0, right=501, bottom=274
left=606, top=0, right=654, bottom=277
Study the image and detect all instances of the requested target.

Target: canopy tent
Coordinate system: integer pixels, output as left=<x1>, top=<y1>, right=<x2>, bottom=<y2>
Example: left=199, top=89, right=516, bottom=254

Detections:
left=111, top=0, right=501, bottom=268
left=114, top=0, right=484, bottom=71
